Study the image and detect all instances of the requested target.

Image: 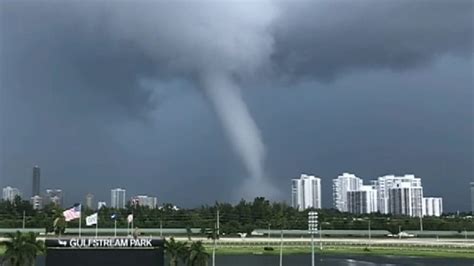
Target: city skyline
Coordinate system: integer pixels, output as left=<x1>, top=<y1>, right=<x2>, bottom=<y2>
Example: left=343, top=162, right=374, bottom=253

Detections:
left=1, top=1, right=472, bottom=211
left=0, top=166, right=471, bottom=213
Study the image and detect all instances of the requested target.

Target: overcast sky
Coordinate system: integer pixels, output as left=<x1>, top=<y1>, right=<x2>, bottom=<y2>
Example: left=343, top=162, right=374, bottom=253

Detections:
left=1, top=0, right=472, bottom=211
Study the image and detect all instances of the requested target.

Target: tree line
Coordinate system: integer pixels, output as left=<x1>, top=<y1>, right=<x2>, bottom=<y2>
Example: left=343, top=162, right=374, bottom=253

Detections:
left=0, top=196, right=473, bottom=235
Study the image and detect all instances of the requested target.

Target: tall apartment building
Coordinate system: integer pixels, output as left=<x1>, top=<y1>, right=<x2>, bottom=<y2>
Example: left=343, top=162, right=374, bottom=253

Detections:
left=291, top=174, right=321, bottom=211
left=388, top=181, right=423, bottom=217
left=111, top=188, right=126, bottom=209
left=85, top=193, right=94, bottom=209
left=347, top=185, right=378, bottom=214
left=2, top=186, right=21, bottom=202
left=372, top=174, right=423, bottom=216
left=45, top=189, right=63, bottom=207
left=132, top=195, right=158, bottom=209
left=422, top=197, right=443, bottom=217
left=332, top=173, right=363, bottom=212
left=32, top=165, right=40, bottom=196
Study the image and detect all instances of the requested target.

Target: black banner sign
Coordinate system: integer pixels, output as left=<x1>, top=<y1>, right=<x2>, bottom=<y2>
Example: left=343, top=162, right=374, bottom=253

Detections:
left=45, top=238, right=164, bottom=249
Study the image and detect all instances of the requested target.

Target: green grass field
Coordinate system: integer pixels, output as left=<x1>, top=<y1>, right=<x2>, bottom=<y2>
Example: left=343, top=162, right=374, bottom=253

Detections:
left=206, top=245, right=474, bottom=259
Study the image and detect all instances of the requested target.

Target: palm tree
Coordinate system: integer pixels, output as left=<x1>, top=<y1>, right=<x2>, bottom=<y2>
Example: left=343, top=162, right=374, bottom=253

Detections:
left=187, top=241, right=209, bottom=266
left=165, top=237, right=189, bottom=266
left=2, top=231, right=44, bottom=266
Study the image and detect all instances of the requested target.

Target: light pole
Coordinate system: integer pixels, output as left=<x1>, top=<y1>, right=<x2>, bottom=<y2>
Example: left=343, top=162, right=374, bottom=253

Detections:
left=279, top=229, right=283, bottom=266
left=308, top=211, right=318, bottom=266
left=419, top=215, right=423, bottom=232
left=22, top=211, right=26, bottom=229
left=368, top=219, right=371, bottom=248
left=268, top=223, right=271, bottom=240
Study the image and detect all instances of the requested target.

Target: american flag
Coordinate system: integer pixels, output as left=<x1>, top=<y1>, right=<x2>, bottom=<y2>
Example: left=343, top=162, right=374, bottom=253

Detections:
left=63, top=204, right=81, bottom=222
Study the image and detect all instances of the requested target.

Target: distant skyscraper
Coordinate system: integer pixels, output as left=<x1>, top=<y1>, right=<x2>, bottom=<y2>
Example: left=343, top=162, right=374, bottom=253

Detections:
left=45, top=189, right=63, bottom=207
left=347, top=185, right=378, bottom=214
left=422, top=197, right=443, bottom=217
left=332, top=173, right=363, bottom=212
left=32, top=165, right=40, bottom=196
left=85, top=193, right=94, bottom=209
left=470, top=182, right=474, bottom=214
left=372, top=174, right=423, bottom=215
left=111, top=188, right=126, bottom=209
left=131, top=195, right=158, bottom=209
left=291, top=174, right=321, bottom=211
left=30, top=195, right=43, bottom=210
left=2, top=186, right=21, bottom=202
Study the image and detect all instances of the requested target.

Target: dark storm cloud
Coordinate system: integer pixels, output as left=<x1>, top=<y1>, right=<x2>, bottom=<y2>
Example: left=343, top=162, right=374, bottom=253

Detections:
left=0, top=0, right=472, bottom=209
left=272, top=0, right=473, bottom=81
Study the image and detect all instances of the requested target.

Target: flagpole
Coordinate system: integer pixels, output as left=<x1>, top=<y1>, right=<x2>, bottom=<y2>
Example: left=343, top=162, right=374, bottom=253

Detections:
left=79, top=209, right=82, bottom=238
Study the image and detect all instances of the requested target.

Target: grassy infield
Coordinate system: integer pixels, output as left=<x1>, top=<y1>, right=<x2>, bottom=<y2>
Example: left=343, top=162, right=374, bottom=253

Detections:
left=0, top=242, right=473, bottom=260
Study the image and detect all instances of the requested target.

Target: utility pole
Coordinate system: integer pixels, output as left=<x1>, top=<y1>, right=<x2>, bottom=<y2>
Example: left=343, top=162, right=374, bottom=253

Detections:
left=22, top=211, right=26, bottom=229
left=319, top=224, right=322, bottom=250
left=212, top=222, right=216, bottom=266
left=419, top=215, right=423, bottom=232
left=216, top=209, right=220, bottom=237
left=368, top=219, right=371, bottom=248
left=398, top=225, right=402, bottom=240
left=160, top=219, right=163, bottom=237
left=279, top=229, right=283, bottom=266
left=268, top=223, right=271, bottom=240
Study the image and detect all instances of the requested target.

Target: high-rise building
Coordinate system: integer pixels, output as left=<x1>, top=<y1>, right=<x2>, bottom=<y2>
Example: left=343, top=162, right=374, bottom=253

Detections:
left=45, top=189, right=63, bottom=207
left=30, top=195, right=43, bottom=210
left=372, top=174, right=423, bottom=215
left=470, top=182, right=474, bottom=214
left=111, top=188, right=126, bottom=209
left=347, top=185, right=378, bottom=214
left=388, top=181, right=423, bottom=217
left=131, top=195, right=158, bottom=209
left=85, top=193, right=94, bottom=209
left=32, top=165, right=40, bottom=196
left=2, top=186, right=21, bottom=202
left=291, top=174, right=321, bottom=211
left=332, top=173, right=363, bottom=212
left=98, top=201, right=107, bottom=209
left=422, top=197, right=443, bottom=217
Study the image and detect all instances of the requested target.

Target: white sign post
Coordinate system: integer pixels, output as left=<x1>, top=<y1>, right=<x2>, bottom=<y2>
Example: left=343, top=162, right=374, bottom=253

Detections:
left=308, top=211, right=318, bottom=266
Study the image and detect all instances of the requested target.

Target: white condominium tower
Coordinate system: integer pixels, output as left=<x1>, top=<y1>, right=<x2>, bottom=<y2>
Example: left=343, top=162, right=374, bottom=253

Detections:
left=422, top=197, right=443, bottom=217
left=372, top=174, right=423, bottom=216
left=132, top=195, right=158, bottom=209
left=111, top=188, right=126, bottom=209
left=2, top=186, right=21, bottom=202
left=291, top=174, right=321, bottom=211
left=332, top=173, right=363, bottom=212
left=347, top=185, right=378, bottom=214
